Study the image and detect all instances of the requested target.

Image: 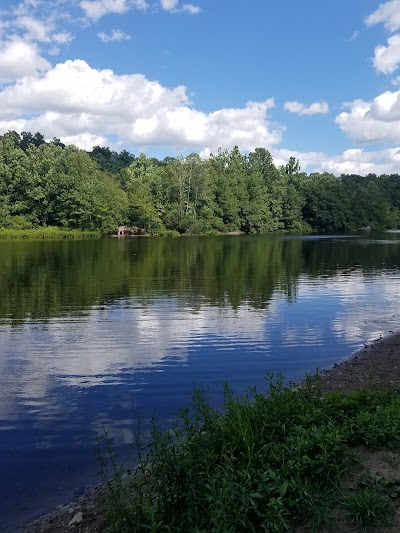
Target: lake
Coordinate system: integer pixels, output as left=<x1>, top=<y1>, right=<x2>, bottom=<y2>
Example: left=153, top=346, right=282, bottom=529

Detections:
left=1, top=233, right=400, bottom=530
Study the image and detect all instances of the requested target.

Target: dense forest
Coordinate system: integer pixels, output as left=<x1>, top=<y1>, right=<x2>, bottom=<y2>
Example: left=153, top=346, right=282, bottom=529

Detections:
left=0, top=130, right=399, bottom=235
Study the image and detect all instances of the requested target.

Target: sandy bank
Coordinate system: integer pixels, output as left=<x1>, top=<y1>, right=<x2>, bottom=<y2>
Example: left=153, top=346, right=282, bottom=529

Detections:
left=316, top=330, right=400, bottom=393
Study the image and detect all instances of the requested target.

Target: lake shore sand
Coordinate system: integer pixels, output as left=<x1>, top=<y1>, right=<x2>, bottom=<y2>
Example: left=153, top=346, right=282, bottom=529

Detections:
left=18, top=330, right=400, bottom=533
left=315, top=330, right=400, bottom=393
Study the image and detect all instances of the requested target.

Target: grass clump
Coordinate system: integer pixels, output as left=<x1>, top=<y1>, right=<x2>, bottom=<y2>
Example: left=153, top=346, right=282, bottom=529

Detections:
left=343, top=486, right=392, bottom=531
left=100, top=374, right=400, bottom=532
left=0, top=226, right=100, bottom=239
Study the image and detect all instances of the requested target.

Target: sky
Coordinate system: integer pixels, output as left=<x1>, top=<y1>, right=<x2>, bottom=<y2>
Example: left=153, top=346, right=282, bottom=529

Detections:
left=2, top=1, right=400, bottom=174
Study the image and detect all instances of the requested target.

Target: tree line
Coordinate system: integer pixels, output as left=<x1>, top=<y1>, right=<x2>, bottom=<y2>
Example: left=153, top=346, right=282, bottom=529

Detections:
left=0, top=130, right=399, bottom=234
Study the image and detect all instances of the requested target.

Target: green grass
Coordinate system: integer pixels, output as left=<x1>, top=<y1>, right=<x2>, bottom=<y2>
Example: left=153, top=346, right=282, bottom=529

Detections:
left=0, top=226, right=100, bottom=239
left=343, top=486, right=392, bottom=531
left=99, top=374, right=400, bottom=532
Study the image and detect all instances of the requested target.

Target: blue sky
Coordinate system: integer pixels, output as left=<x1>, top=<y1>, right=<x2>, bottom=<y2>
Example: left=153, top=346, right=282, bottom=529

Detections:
left=1, top=0, right=400, bottom=174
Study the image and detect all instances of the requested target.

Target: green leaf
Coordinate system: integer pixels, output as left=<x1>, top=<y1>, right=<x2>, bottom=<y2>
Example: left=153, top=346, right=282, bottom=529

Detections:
left=279, top=481, right=289, bottom=497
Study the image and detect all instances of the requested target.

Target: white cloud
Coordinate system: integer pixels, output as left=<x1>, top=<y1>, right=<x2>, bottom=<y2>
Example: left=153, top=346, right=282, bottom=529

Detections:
left=270, top=148, right=325, bottom=170
left=2, top=58, right=398, bottom=176
left=52, top=32, right=74, bottom=44
left=335, top=90, right=400, bottom=143
left=317, top=147, right=400, bottom=175
left=98, top=29, right=131, bottom=42
left=160, top=0, right=201, bottom=14
left=181, top=4, right=201, bottom=14
left=15, top=15, right=54, bottom=42
left=283, top=100, right=329, bottom=116
left=0, top=36, right=50, bottom=81
left=79, top=0, right=147, bottom=21
left=48, top=46, right=61, bottom=56
left=349, top=30, right=359, bottom=41
left=0, top=59, right=281, bottom=153
left=373, top=34, right=400, bottom=73
left=365, top=0, right=400, bottom=32
left=13, top=14, right=74, bottom=45
left=0, top=1, right=75, bottom=65
left=61, top=132, right=110, bottom=150
left=160, top=0, right=178, bottom=9
left=270, top=146, right=400, bottom=176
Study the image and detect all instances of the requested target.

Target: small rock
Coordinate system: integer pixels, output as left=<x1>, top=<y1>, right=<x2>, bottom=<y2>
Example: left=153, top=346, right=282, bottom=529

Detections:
left=69, top=512, right=83, bottom=526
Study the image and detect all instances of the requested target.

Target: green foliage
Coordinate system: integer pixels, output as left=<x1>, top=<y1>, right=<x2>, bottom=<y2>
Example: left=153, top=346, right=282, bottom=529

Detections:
left=89, top=146, right=134, bottom=174
left=100, top=378, right=400, bottom=532
left=1, top=131, right=400, bottom=234
left=0, top=227, right=98, bottom=239
left=303, top=173, right=353, bottom=233
left=343, top=487, right=393, bottom=531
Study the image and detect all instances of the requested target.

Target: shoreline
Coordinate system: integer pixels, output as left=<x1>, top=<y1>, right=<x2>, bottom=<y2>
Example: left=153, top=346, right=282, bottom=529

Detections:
left=315, top=330, right=400, bottom=393
left=17, top=330, right=400, bottom=532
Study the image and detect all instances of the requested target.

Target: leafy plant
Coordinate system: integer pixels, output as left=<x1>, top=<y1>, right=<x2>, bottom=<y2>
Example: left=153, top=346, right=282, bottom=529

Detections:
left=99, top=376, right=400, bottom=532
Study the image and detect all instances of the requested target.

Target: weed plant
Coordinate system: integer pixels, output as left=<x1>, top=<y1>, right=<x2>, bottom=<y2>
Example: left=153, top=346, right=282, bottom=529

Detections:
left=100, top=374, right=400, bottom=532
left=0, top=226, right=100, bottom=239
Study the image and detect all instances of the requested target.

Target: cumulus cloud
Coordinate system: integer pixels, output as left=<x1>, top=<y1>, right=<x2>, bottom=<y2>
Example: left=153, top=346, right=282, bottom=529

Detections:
left=0, top=59, right=281, bottom=153
left=365, top=1, right=400, bottom=76
left=0, top=36, right=50, bottom=81
left=98, top=29, right=131, bottom=42
left=372, top=34, right=400, bottom=73
left=283, top=100, right=329, bottom=116
left=335, top=90, right=400, bottom=144
left=270, top=148, right=326, bottom=171
left=79, top=0, right=147, bottom=21
left=61, top=132, right=111, bottom=150
left=271, top=146, right=400, bottom=176
left=365, top=0, right=400, bottom=32
left=317, top=147, right=400, bottom=175
left=1, top=57, right=397, bottom=177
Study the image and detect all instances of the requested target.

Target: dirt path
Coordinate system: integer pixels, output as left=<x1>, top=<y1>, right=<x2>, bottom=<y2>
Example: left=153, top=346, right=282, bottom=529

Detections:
left=17, top=331, right=400, bottom=532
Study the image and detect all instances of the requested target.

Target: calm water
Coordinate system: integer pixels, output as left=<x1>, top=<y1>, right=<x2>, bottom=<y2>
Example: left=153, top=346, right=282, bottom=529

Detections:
left=1, top=233, right=400, bottom=529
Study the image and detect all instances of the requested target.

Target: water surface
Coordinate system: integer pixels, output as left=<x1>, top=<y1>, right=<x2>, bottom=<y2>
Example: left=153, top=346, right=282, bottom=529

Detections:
left=1, top=233, right=400, bottom=530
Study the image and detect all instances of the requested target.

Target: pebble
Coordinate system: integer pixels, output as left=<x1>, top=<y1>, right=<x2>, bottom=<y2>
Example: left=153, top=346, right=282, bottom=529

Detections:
left=68, top=512, right=83, bottom=526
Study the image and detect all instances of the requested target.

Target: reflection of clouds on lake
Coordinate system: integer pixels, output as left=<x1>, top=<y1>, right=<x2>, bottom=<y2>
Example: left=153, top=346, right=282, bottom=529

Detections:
left=281, top=326, right=324, bottom=347
left=295, top=270, right=400, bottom=345
left=91, top=415, right=136, bottom=447
left=1, top=268, right=400, bottom=426
left=0, top=300, right=268, bottom=418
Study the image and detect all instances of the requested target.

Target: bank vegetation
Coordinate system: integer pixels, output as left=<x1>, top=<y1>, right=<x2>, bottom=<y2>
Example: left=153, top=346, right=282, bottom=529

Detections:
left=1, top=131, right=400, bottom=237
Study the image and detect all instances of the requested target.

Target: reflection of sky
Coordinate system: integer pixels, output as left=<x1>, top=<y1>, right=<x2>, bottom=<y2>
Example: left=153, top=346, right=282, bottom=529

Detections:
left=1, top=258, right=400, bottom=528
left=1, top=269, right=400, bottom=418
left=1, top=268, right=400, bottom=432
